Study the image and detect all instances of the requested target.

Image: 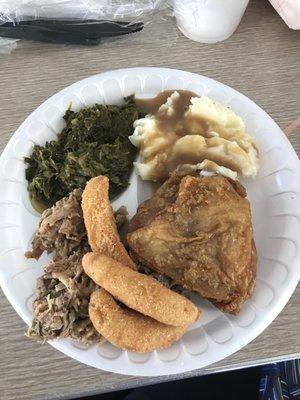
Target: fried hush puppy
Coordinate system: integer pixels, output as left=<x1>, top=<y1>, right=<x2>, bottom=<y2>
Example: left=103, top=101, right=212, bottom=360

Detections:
left=89, top=288, right=188, bottom=352
left=81, top=176, right=136, bottom=270
left=82, top=253, right=200, bottom=327
left=82, top=176, right=201, bottom=352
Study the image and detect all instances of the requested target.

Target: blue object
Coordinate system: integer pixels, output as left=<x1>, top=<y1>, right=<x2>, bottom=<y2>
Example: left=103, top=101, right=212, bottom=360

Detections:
left=259, top=360, right=300, bottom=400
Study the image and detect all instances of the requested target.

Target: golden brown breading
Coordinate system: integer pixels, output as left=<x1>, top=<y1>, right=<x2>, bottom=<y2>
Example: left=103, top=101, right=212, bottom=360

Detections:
left=210, top=240, right=257, bottom=314
left=89, top=288, right=188, bottom=352
left=127, top=174, right=257, bottom=315
left=81, top=176, right=136, bottom=270
left=127, top=169, right=186, bottom=234
left=83, top=253, right=200, bottom=327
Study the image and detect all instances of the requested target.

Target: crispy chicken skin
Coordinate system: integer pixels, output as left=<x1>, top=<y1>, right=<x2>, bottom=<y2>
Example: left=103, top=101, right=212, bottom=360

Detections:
left=128, top=165, right=199, bottom=233
left=127, top=173, right=257, bottom=315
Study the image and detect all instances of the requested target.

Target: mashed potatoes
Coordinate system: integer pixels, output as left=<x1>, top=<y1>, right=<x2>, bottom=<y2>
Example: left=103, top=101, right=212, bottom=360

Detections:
left=130, top=91, right=259, bottom=181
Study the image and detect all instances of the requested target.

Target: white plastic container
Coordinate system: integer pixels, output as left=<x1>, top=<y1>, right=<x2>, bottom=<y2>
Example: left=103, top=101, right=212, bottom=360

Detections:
left=173, top=0, right=250, bottom=43
left=269, top=0, right=300, bottom=29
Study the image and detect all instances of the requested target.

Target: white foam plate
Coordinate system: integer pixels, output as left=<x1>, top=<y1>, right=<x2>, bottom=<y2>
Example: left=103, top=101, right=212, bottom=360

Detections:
left=0, top=68, right=300, bottom=376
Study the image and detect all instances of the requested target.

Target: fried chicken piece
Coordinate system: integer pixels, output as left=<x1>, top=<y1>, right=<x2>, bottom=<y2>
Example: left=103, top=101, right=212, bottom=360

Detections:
left=127, top=174, right=257, bottom=314
left=82, top=176, right=136, bottom=270
left=128, top=165, right=198, bottom=233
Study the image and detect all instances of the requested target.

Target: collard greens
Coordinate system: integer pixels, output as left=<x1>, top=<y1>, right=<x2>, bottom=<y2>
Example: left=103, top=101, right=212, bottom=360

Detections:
left=25, top=96, right=142, bottom=208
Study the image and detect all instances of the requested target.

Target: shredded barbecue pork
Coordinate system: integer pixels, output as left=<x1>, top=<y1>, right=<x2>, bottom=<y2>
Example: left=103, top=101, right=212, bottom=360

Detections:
left=26, top=189, right=127, bottom=344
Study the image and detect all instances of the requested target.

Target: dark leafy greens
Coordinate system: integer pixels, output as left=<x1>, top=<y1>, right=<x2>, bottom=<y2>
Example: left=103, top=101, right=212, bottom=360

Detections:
left=25, top=96, right=142, bottom=209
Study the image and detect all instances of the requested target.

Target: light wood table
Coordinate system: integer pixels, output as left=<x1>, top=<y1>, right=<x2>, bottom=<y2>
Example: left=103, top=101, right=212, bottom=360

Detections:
left=0, top=1, right=299, bottom=399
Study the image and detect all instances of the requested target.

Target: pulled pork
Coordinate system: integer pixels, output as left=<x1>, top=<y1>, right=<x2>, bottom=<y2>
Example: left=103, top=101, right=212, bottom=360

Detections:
left=27, top=252, right=100, bottom=344
left=26, top=189, right=127, bottom=344
left=25, top=188, right=88, bottom=261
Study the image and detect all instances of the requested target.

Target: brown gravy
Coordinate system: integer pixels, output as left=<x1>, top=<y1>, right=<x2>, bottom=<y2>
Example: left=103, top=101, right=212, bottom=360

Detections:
left=136, top=90, right=208, bottom=137
left=136, top=90, right=197, bottom=115
left=136, top=90, right=214, bottom=179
